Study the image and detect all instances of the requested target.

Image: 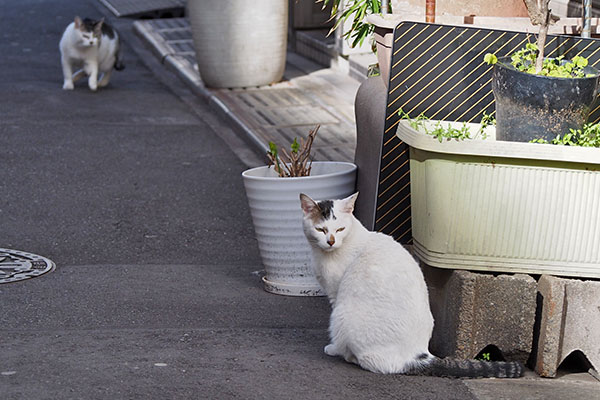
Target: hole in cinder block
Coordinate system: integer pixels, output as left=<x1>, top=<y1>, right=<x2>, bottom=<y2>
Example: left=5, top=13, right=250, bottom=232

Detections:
left=474, top=344, right=505, bottom=362
left=557, top=350, right=593, bottom=374
left=528, top=292, right=544, bottom=369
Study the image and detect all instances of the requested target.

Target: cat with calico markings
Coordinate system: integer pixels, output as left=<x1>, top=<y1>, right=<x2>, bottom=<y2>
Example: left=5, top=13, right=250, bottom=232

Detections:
left=300, top=192, right=524, bottom=378
left=59, top=16, right=124, bottom=91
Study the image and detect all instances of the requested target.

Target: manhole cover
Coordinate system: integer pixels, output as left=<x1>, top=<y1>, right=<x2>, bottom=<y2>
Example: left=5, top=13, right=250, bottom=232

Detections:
left=0, top=249, right=55, bottom=284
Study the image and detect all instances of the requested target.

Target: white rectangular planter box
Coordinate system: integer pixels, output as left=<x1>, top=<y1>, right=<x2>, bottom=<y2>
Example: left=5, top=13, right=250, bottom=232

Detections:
left=396, top=120, right=600, bottom=278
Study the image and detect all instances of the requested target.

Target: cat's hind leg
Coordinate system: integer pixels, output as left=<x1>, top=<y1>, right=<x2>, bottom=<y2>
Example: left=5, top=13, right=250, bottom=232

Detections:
left=356, top=350, right=417, bottom=374
left=97, top=70, right=112, bottom=88
left=324, top=343, right=342, bottom=357
left=324, top=344, right=358, bottom=365
left=356, top=353, right=394, bottom=374
left=72, top=69, right=85, bottom=83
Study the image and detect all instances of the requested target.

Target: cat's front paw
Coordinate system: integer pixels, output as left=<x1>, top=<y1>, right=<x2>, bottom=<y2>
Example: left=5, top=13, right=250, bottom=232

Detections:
left=88, top=77, right=98, bottom=91
left=62, top=81, right=74, bottom=90
left=324, top=344, right=340, bottom=357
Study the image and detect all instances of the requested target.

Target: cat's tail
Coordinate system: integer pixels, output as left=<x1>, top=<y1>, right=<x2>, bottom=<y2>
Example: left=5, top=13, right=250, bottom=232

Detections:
left=410, top=355, right=524, bottom=379
left=114, top=50, right=125, bottom=71
left=113, top=37, right=125, bottom=71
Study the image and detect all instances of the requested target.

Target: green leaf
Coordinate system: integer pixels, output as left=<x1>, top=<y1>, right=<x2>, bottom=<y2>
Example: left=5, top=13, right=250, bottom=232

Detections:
left=572, top=55, right=588, bottom=68
left=268, top=141, right=278, bottom=155
left=483, top=53, right=497, bottom=65
left=291, top=137, right=300, bottom=153
left=526, top=42, right=538, bottom=52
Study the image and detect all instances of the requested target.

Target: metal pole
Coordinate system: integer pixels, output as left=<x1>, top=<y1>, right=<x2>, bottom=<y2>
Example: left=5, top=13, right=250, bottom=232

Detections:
left=426, top=0, right=436, bottom=23
left=381, top=0, right=389, bottom=14
left=582, top=0, right=592, bottom=38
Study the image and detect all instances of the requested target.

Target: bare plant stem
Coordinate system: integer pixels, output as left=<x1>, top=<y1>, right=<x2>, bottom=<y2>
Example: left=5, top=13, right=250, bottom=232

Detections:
left=522, top=0, right=559, bottom=73
left=535, top=9, right=550, bottom=73
left=267, top=125, right=320, bottom=177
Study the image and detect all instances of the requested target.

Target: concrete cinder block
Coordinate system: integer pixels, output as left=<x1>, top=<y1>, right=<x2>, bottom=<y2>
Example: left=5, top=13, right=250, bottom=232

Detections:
left=534, top=275, right=600, bottom=377
left=423, top=264, right=537, bottom=364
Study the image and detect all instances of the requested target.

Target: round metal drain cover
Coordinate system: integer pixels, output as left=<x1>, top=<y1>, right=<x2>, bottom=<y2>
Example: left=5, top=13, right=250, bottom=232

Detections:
left=0, top=248, right=55, bottom=284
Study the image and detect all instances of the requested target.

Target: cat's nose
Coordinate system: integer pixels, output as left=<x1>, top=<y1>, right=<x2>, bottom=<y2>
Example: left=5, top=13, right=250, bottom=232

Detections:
left=327, top=235, right=335, bottom=246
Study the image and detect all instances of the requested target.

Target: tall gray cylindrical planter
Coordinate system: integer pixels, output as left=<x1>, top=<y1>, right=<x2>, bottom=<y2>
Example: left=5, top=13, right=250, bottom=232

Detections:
left=187, top=0, right=288, bottom=88
left=242, top=162, right=357, bottom=296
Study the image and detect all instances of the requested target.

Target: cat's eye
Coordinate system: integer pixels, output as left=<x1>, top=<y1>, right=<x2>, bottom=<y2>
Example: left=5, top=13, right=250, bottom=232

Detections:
left=336, top=227, right=346, bottom=232
left=315, top=227, right=328, bottom=234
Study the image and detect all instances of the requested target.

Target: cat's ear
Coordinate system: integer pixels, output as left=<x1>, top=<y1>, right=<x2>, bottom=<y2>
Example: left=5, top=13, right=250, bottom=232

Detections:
left=340, top=192, right=359, bottom=214
left=74, top=16, right=82, bottom=29
left=300, top=193, right=319, bottom=217
left=94, top=18, right=104, bottom=34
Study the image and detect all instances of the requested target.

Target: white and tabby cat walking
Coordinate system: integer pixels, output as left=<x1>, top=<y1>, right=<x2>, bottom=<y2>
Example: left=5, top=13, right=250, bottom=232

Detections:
left=59, top=16, right=124, bottom=91
left=300, top=192, right=524, bottom=378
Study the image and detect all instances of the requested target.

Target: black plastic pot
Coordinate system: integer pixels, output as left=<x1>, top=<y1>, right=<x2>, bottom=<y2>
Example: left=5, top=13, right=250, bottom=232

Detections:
left=492, top=57, right=600, bottom=142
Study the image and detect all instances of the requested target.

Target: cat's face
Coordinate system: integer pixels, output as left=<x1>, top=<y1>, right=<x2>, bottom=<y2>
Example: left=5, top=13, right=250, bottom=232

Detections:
left=300, top=193, right=358, bottom=252
left=74, top=16, right=102, bottom=47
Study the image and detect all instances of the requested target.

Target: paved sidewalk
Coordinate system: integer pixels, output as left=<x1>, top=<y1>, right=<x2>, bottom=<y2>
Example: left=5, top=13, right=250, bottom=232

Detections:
left=133, top=18, right=360, bottom=164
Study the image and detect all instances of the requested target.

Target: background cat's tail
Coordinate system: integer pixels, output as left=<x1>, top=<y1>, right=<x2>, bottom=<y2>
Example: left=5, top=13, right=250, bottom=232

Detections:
left=412, top=356, right=524, bottom=379
left=114, top=49, right=125, bottom=71
left=114, top=37, right=125, bottom=71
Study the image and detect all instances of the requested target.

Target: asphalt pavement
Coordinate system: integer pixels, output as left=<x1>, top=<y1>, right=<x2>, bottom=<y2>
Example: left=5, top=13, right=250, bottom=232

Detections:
left=1, top=1, right=598, bottom=399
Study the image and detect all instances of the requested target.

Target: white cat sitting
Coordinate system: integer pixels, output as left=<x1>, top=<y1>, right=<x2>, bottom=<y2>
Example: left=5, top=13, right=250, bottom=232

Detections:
left=300, top=192, right=524, bottom=378
left=59, top=16, right=124, bottom=91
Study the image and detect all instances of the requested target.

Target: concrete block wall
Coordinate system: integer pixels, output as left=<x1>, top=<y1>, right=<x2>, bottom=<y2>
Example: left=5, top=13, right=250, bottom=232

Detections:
left=534, top=275, right=600, bottom=377
left=422, top=264, right=537, bottom=364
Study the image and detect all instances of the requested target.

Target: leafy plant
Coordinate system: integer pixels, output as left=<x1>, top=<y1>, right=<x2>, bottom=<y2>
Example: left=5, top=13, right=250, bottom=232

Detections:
left=484, top=1, right=597, bottom=77
left=267, top=125, right=320, bottom=177
left=484, top=43, right=593, bottom=78
left=399, top=109, right=494, bottom=142
left=476, top=352, right=492, bottom=362
left=530, top=122, right=600, bottom=147
left=318, top=0, right=389, bottom=50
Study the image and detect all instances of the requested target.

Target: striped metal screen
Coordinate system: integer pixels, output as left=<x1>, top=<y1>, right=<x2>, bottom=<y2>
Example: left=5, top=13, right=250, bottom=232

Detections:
left=376, top=21, right=600, bottom=243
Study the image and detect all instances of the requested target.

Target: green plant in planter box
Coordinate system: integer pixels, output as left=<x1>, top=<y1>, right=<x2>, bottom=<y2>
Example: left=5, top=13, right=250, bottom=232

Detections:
left=483, top=0, right=592, bottom=78
left=481, top=0, right=600, bottom=143
left=398, top=108, right=495, bottom=143
left=531, top=122, right=600, bottom=147
left=484, top=43, right=593, bottom=78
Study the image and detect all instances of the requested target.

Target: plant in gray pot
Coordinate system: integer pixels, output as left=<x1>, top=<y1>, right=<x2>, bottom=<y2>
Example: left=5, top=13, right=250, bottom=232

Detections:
left=186, top=0, right=288, bottom=88
left=241, top=126, right=357, bottom=296
left=485, top=0, right=600, bottom=142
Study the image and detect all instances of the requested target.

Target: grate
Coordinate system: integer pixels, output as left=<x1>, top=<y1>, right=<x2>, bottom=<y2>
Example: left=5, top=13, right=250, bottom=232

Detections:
left=98, top=0, right=185, bottom=18
left=0, top=249, right=55, bottom=284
